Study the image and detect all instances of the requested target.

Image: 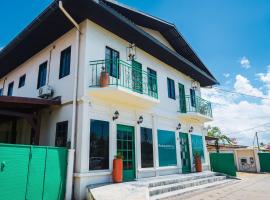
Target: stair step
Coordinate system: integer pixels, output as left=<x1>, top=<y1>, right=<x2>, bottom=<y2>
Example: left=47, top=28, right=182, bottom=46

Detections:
left=148, top=172, right=217, bottom=188
left=150, top=179, right=237, bottom=200
left=149, top=176, right=226, bottom=196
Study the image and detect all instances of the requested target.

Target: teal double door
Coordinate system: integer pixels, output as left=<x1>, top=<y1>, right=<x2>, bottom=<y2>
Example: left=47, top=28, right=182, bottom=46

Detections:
left=117, top=125, right=136, bottom=182
left=179, top=132, right=191, bottom=173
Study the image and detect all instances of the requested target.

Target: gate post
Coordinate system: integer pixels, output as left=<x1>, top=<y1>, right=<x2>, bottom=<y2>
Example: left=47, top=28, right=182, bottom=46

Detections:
left=65, top=149, right=75, bottom=200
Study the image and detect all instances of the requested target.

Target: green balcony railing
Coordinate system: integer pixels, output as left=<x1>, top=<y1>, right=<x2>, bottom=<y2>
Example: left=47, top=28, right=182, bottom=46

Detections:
left=179, top=95, right=212, bottom=118
left=89, top=59, right=158, bottom=99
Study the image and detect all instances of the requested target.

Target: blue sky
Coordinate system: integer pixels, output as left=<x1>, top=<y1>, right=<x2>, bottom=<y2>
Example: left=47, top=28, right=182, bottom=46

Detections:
left=1, top=0, right=270, bottom=145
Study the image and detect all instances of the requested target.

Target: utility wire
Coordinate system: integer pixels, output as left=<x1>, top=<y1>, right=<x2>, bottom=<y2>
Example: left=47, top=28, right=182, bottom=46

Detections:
left=211, top=87, right=270, bottom=101
left=228, top=122, right=270, bottom=134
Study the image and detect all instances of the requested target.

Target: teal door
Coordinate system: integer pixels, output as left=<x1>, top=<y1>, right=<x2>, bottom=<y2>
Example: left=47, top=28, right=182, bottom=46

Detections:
left=117, top=125, right=136, bottom=181
left=179, top=133, right=191, bottom=173
left=132, top=60, right=143, bottom=93
left=178, top=83, right=186, bottom=113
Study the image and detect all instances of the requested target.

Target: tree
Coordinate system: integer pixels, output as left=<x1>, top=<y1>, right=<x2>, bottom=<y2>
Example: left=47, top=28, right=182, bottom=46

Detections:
left=207, top=126, right=234, bottom=144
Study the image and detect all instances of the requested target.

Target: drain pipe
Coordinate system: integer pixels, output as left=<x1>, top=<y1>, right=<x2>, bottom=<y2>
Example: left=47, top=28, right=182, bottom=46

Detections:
left=59, top=1, right=81, bottom=199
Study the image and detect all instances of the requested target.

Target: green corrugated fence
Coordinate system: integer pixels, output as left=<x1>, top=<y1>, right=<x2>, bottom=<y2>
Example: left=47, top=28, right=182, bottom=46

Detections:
left=258, top=153, right=270, bottom=173
left=210, top=153, right=237, bottom=176
left=0, top=143, right=67, bottom=200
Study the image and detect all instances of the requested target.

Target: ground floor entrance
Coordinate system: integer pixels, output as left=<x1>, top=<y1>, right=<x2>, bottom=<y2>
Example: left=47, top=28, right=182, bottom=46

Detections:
left=117, top=124, right=136, bottom=181
left=179, top=132, right=191, bottom=173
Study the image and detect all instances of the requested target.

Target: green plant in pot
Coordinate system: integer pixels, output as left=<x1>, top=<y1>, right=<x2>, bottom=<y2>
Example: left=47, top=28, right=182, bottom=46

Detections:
left=194, top=152, right=202, bottom=172
left=100, top=66, right=109, bottom=87
left=113, top=152, right=124, bottom=183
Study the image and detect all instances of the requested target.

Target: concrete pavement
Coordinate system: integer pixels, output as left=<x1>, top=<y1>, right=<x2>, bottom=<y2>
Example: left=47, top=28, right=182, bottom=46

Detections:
left=170, top=172, right=270, bottom=200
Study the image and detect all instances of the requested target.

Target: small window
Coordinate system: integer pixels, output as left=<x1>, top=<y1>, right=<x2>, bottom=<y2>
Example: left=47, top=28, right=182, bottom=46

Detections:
left=55, top=121, right=68, bottom=147
left=141, top=127, right=154, bottom=168
left=7, top=82, right=14, bottom=96
left=0, top=88, right=3, bottom=96
left=59, top=46, right=71, bottom=79
left=18, top=74, right=26, bottom=88
left=90, top=119, right=109, bottom=170
left=105, top=46, right=119, bottom=78
left=37, top=61, right=47, bottom=89
left=167, top=78, right=175, bottom=99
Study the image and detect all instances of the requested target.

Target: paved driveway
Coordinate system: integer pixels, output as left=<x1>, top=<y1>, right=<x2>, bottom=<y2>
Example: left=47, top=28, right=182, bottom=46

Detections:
left=173, top=173, right=270, bottom=200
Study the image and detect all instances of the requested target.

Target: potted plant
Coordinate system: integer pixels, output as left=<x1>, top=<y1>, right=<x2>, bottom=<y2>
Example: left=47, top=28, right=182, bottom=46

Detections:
left=112, top=152, right=123, bottom=183
left=194, top=152, right=202, bottom=172
left=100, top=66, right=109, bottom=87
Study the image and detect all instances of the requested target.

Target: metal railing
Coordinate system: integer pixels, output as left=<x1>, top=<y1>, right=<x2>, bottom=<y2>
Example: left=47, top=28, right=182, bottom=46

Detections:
left=89, top=59, right=158, bottom=99
left=179, top=95, right=212, bottom=118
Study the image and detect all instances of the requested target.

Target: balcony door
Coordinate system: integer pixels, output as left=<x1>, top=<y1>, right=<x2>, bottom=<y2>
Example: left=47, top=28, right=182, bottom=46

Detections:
left=132, top=60, right=143, bottom=93
left=178, top=83, right=186, bottom=113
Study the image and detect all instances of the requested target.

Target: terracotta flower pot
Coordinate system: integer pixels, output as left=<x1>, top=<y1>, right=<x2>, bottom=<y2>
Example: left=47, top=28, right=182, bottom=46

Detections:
left=100, top=71, right=109, bottom=87
left=194, top=154, right=202, bottom=172
left=113, top=158, right=123, bottom=183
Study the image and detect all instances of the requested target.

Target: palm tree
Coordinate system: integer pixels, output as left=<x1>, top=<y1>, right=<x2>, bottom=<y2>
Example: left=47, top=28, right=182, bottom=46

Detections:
left=207, top=127, right=234, bottom=144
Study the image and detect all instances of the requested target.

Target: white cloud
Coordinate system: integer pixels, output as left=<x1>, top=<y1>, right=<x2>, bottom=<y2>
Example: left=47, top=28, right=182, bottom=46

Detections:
left=201, top=74, right=270, bottom=146
left=234, top=74, right=263, bottom=97
left=257, top=65, right=270, bottom=87
left=223, top=73, right=230, bottom=78
left=239, top=56, right=251, bottom=69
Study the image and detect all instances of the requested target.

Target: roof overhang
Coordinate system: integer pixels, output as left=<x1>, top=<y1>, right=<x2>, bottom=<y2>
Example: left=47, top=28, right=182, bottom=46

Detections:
left=0, top=0, right=218, bottom=87
left=0, top=96, right=61, bottom=114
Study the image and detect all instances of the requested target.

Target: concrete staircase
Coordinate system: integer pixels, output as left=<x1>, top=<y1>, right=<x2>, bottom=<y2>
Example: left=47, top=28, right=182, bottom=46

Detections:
left=148, top=172, right=234, bottom=200
left=87, top=172, right=236, bottom=200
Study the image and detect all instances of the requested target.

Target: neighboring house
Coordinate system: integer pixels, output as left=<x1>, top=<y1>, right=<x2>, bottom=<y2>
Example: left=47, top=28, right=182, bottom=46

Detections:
left=234, top=148, right=260, bottom=173
left=206, top=142, right=248, bottom=153
left=0, top=0, right=218, bottom=199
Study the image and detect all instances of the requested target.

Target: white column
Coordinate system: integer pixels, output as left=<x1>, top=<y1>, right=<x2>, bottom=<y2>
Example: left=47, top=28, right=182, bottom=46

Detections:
left=202, top=127, right=209, bottom=170
left=135, top=121, right=141, bottom=179
left=234, top=150, right=239, bottom=171
left=75, top=97, right=90, bottom=173
left=152, top=114, right=159, bottom=176
left=188, top=131, right=194, bottom=172
left=175, top=131, right=182, bottom=173
left=110, top=116, right=117, bottom=173
left=254, top=149, right=261, bottom=173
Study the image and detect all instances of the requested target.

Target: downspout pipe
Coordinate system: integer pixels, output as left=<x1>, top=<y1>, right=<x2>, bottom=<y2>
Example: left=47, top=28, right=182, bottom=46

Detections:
left=59, top=1, right=81, bottom=199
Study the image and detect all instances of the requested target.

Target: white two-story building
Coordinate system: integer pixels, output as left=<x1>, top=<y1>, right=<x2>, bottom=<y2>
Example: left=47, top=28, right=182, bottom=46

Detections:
left=0, top=0, right=218, bottom=199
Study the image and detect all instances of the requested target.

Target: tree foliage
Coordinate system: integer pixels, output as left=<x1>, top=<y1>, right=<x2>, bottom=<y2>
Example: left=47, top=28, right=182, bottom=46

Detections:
left=207, top=126, right=235, bottom=144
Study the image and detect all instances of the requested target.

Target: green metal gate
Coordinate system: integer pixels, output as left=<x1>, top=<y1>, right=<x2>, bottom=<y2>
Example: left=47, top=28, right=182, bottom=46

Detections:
left=210, top=153, right=236, bottom=177
left=258, top=153, right=270, bottom=173
left=0, top=143, right=67, bottom=200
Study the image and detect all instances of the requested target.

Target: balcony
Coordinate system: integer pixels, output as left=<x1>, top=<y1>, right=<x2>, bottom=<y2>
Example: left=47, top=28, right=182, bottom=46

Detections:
left=88, top=59, right=159, bottom=108
left=178, top=95, right=213, bottom=122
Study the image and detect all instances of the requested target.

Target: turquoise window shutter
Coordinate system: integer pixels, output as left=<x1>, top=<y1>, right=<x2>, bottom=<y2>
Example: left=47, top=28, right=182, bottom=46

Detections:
left=157, top=130, right=177, bottom=167
left=191, top=135, right=205, bottom=162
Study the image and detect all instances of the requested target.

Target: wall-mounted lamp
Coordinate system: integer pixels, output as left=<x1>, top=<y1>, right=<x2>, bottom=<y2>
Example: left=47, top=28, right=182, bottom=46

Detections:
left=192, top=81, right=199, bottom=90
left=113, top=111, right=119, bottom=121
left=176, top=123, right=182, bottom=130
left=137, top=116, right=143, bottom=124
left=127, top=43, right=136, bottom=61
left=189, top=126, right=194, bottom=133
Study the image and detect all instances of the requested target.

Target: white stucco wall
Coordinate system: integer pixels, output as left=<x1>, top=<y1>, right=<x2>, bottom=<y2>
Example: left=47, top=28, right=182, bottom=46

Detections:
left=71, top=20, right=209, bottom=199
left=0, top=17, right=210, bottom=199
